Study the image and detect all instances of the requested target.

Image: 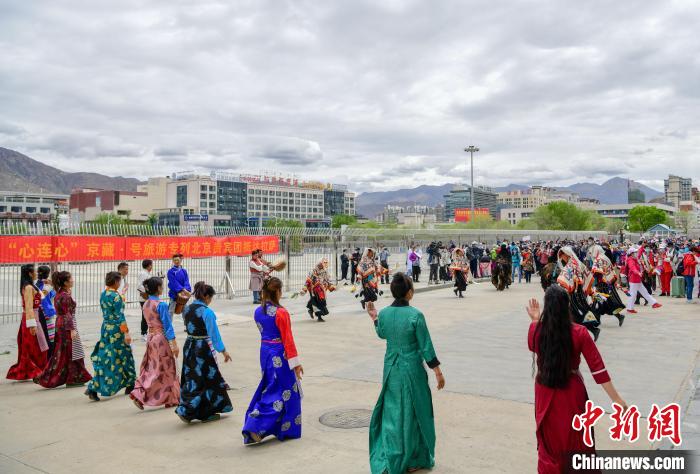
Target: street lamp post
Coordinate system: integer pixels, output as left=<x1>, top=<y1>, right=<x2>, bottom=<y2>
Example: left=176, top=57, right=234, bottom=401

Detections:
left=464, top=145, right=479, bottom=223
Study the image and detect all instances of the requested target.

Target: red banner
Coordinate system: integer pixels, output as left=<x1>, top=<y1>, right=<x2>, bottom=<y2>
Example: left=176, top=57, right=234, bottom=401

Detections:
left=0, top=235, right=280, bottom=263
left=454, top=207, right=490, bottom=223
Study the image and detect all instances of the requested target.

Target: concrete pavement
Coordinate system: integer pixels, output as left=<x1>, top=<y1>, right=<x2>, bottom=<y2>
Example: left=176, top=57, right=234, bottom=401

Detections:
left=1, top=277, right=698, bottom=473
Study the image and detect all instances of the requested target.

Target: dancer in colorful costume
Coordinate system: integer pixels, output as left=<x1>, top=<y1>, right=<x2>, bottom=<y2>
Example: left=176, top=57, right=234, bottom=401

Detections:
left=301, top=258, right=335, bottom=322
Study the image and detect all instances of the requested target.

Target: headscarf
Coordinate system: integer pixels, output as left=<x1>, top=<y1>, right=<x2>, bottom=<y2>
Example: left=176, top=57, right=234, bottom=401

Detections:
left=556, top=246, right=592, bottom=293
left=308, top=258, right=331, bottom=287
left=358, top=248, right=378, bottom=275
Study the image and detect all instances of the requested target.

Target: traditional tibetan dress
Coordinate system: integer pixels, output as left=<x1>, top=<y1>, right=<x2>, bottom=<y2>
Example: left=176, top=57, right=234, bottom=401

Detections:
left=131, top=296, right=180, bottom=407
left=369, top=300, right=440, bottom=474
left=176, top=300, right=232, bottom=421
left=86, top=289, right=136, bottom=396
left=6, top=285, right=48, bottom=380
left=35, top=289, right=91, bottom=387
left=243, top=303, right=302, bottom=443
left=529, top=322, right=610, bottom=473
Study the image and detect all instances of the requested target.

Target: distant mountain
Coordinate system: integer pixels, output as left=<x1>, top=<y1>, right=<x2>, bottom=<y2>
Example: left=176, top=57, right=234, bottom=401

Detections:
left=0, top=147, right=142, bottom=194
left=356, top=183, right=455, bottom=218
left=356, top=177, right=664, bottom=216
left=560, top=177, right=663, bottom=204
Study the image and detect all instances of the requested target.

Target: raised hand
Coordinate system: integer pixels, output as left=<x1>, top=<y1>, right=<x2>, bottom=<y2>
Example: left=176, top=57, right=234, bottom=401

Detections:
left=526, top=298, right=541, bottom=321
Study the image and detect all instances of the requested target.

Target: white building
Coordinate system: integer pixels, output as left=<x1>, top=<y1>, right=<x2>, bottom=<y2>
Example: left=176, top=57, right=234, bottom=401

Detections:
left=0, top=191, right=68, bottom=226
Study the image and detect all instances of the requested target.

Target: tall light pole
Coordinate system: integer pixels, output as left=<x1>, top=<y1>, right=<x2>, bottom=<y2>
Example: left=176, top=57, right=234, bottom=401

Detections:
left=464, top=145, right=479, bottom=223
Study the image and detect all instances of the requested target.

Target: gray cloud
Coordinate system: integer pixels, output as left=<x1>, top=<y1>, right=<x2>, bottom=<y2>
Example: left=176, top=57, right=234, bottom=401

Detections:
left=1, top=0, right=699, bottom=191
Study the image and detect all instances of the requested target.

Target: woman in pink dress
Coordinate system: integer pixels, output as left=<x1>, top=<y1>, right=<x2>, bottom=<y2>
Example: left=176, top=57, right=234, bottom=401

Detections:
left=130, top=277, right=180, bottom=410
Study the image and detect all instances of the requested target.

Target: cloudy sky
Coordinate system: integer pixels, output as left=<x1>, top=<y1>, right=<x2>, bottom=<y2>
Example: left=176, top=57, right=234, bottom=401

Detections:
left=1, top=0, right=699, bottom=192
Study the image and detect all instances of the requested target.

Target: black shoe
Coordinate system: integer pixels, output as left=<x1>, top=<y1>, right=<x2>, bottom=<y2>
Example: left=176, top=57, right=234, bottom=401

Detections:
left=85, top=389, right=100, bottom=402
left=308, top=309, right=315, bottom=319
left=361, top=301, right=366, bottom=310
left=317, top=316, right=325, bottom=322
left=202, top=414, right=221, bottom=423
left=125, top=385, right=134, bottom=395
left=616, top=314, right=625, bottom=327
left=458, top=292, right=464, bottom=298
left=590, top=327, right=600, bottom=342
left=453, top=289, right=458, bottom=296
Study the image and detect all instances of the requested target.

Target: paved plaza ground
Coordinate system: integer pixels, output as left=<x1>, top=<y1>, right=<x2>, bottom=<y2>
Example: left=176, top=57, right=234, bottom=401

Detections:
left=1, top=277, right=698, bottom=473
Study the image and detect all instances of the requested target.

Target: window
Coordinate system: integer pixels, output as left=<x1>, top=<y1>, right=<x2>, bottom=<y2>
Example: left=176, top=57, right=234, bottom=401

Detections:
left=0, top=206, right=6, bottom=212
left=11, top=206, right=21, bottom=212
left=26, top=207, right=36, bottom=213
left=209, top=194, right=216, bottom=201
left=200, top=193, right=207, bottom=201
left=201, top=185, right=208, bottom=191
left=177, top=185, right=188, bottom=207
left=209, top=186, right=215, bottom=191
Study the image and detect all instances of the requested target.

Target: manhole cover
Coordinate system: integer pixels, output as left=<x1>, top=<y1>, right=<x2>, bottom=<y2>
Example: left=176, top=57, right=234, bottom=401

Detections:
left=319, top=408, right=372, bottom=429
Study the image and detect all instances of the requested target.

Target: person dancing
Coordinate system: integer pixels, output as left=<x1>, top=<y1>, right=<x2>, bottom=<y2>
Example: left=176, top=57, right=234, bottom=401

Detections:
left=622, top=245, right=662, bottom=314
left=243, top=277, right=303, bottom=444
left=356, top=248, right=384, bottom=310
left=526, top=286, right=627, bottom=473
left=450, top=248, right=470, bottom=298
left=34, top=271, right=92, bottom=388
left=556, top=247, right=601, bottom=341
left=130, top=277, right=180, bottom=410
left=588, top=245, right=626, bottom=327
left=6, top=264, right=49, bottom=381
left=301, top=258, right=335, bottom=322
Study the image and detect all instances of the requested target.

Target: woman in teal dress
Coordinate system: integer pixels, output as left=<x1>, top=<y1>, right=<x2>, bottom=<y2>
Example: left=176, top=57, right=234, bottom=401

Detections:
left=85, top=271, right=136, bottom=401
left=366, top=272, right=445, bottom=474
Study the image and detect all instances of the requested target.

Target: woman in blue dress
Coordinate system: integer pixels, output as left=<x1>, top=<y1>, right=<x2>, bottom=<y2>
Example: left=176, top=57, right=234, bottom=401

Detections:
left=242, top=277, right=303, bottom=444
left=176, top=282, right=232, bottom=423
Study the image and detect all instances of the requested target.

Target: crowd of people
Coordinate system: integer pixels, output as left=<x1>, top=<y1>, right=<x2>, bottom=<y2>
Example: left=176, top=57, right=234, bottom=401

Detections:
left=5, top=235, right=700, bottom=473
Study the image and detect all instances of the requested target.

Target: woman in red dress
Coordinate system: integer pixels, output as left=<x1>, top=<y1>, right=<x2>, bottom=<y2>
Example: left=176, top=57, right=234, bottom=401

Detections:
left=7, top=264, right=49, bottom=380
left=34, top=271, right=92, bottom=388
left=527, top=285, right=628, bottom=473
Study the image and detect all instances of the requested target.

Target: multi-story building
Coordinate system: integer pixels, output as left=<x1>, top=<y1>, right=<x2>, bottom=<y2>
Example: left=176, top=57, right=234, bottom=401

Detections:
left=69, top=189, right=152, bottom=222
left=664, top=175, right=692, bottom=209
left=0, top=191, right=69, bottom=226
left=501, top=202, right=677, bottom=226
left=444, top=185, right=498, bottom=220
left=158, top=172, right=353, bottom=228
left=497, top=186, right=580, bottom=209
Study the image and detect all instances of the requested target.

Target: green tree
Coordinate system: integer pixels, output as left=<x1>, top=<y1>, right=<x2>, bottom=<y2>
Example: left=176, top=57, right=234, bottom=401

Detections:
left=146, top=213, right=158, bottom=226
left=627, top=206, right=669, bottom=232
left=331, top=214, right=357, bottom=228
left=530, top=202, right=593, bottom=230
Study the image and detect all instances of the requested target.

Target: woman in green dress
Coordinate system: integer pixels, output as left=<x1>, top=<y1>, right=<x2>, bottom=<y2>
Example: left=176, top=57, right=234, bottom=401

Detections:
left=84, top=271, right=136, bottom=401
left=366, top=272, right=445, bottom=474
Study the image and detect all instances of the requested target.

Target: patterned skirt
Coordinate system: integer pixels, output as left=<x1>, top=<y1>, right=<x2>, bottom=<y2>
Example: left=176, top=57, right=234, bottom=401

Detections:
left=131, top=333, right=180, bottom=407
left=87, top=321, right=136, bottom=396
left=35, top=314, right=92, bottom=388
left=242, top=343, right=302, bottom=443
left=176, top=337, right=232, bottom=421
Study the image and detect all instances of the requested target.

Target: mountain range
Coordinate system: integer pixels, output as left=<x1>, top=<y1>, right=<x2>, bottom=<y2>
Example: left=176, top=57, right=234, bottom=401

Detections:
left=0, top=147, right=142, bottom=194
left=356, top=178, right=664, bottom=217
left=0, top=147, right=664, bottom=214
